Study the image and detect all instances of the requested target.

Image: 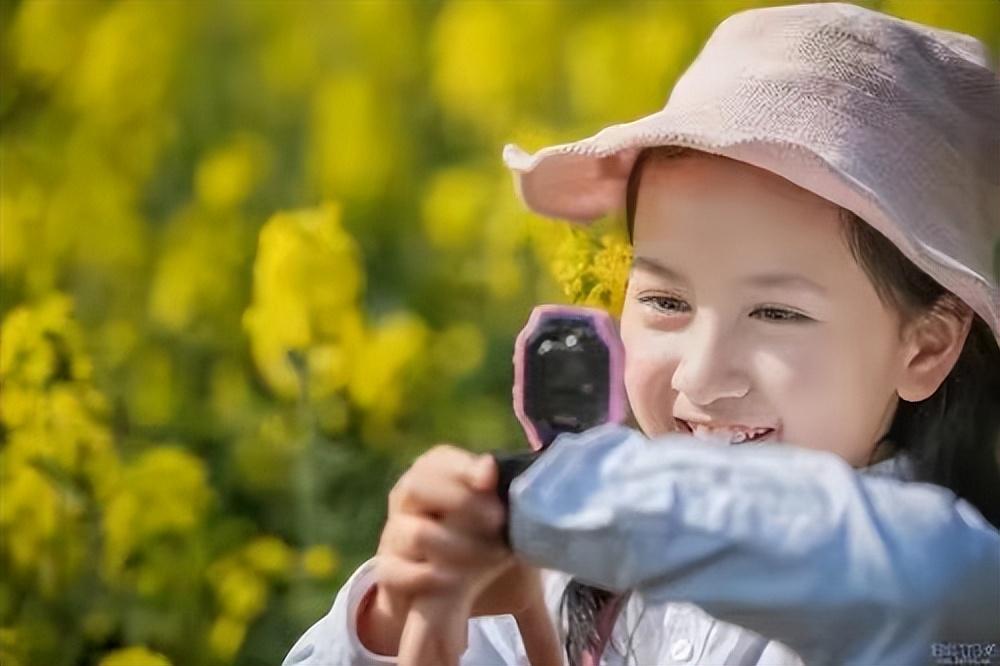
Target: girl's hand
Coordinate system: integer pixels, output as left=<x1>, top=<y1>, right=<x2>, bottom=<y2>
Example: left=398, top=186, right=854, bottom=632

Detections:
left=357, top=445, right=546, bottom=658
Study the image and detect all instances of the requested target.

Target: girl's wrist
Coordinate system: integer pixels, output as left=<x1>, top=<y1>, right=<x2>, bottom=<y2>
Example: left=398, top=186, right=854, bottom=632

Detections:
left=356, top=584, right=405, bottom=656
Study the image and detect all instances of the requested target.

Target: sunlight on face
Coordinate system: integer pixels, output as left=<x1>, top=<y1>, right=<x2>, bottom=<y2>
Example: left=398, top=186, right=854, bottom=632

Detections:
left=619, top=152, right=908, bottom=466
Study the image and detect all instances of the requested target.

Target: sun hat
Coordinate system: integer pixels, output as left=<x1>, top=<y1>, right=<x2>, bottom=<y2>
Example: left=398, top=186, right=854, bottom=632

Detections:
left=502, top=2, right=1000, bottom=345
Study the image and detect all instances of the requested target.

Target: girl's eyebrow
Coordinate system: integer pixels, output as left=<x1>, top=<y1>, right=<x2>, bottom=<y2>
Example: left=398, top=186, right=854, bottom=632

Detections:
left=631, top=255, right=828, bottom=295
left=631, top=256, right=688, bottom=283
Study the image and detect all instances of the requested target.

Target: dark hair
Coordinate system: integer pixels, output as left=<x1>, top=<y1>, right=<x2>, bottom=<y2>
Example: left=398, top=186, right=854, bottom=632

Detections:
left=561, top=145, right=1000, bottom=666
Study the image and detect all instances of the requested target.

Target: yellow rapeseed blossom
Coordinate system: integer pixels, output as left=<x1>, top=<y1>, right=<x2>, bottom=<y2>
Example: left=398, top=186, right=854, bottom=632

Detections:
left=70, top=0, right=185, bottom=127
left=430, top=1, right=514, bottom=133
left=301, top=544, right=340, bottom=580
left=102, top=447, right=212, bottom=577
left=208, top=615, right=247, bottom=661
left=194, top=134, right=271, bottom=211
left=586, top=234, right=632, bottom=316
left=308, top=73, right=397, bottom=201
left=565, top=8, right=690, bottom=121
left=211, top=562, right=267, bottom=620
left=547, top=225, right=632, bottom=317
left=243, top=203, right=363, bottom=399
left=148, top=208, right=250, bottom=335
left=98, top=646, right=172, bottom=666
left=0, top=171, right=43, bottom=276
left=0, top=294, right=91, bottom=387
left=421, top=166, right=494, bottom=250
left=347, top=312, right=428, bottom=423
left=243, top=536, right=294, bottom=578
left=257, top=4, right=323, bottom=97
left=9, top=0, right=102, bottom=81
left=0, top=462, right=63, bottom=574
left=430, top=2, right=561, bottom=135
left=0, top=295, right=119, bottom=594
left=430, top=322, right=485, bottom=379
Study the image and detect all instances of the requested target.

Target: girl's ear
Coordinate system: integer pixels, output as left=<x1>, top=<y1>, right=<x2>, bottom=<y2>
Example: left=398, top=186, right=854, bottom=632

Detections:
left=896, top=297, right=973, bottom=402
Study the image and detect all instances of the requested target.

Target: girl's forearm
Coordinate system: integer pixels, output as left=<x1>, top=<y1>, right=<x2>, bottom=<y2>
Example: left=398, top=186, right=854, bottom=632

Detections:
left=356, top=584, right=405, bottom=656
left=513, top=594, right=563, bottom=666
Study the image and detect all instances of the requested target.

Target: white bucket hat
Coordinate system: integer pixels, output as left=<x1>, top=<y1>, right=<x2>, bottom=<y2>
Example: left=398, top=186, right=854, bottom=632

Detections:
left=502, top=2, right=999, bottom=345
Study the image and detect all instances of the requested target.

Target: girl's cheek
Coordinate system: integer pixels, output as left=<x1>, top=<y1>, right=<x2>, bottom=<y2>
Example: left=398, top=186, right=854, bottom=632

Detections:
left=623, top=329, right=681, bottom=436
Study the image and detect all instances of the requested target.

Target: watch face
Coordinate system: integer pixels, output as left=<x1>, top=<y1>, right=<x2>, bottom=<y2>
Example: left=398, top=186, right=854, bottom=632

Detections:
left=523, top=314, right=611, bottom=446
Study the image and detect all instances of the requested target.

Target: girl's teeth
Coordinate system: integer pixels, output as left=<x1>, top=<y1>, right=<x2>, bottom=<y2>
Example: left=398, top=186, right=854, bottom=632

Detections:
left=688, top=424, right=772, bottom=444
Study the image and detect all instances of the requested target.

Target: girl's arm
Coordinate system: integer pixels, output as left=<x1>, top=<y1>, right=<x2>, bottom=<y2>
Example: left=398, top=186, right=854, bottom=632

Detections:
left=508, top=424, right=1000, bottom=665
left=281, top=557, right=555, bottom=666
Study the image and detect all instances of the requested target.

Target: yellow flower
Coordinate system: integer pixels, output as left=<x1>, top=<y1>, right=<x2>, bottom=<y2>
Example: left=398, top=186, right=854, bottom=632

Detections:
left=565, top=7, right=691, bottom=121
left=301, top=544, right=340, bottom=580
left=0, top=294, right=89, bottom=387
left=194, top=134, right=270, bottom=210
left=0, top=461, right=62, bottom=573
left=103, top=447, right=211, bottom=576
left=308, top=74, right=397, bottom=201
left=9, top=0, right=101, bottom=81
left=243, top=536, right=294, bottom=578
left=430, top=2, right=560, bottom=135
left=98, top=646, right=172, bottom=666
left=208, top=615, right=247, bottom=661
left=70, top=1, right=184, bottom=127
left=543, top=223, right=631, bottom=316
left=585, top=234, right=632, bottom=316
left=243, top=203, right=363, bottom=399
left=148, top=207, right=249, bottom=335
left=421, top=166, right=494, bottom=250
left=347, top=313, right=428, bottom=419
left=431, top=322, right=485, bottom=379
left=257, top=4, right=323, bottom=96
left=212, top=563, right=267, bottom=620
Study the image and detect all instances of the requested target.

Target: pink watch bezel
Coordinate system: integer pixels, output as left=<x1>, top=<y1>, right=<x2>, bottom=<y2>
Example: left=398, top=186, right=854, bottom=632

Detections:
left=512, top=304, right=628, bottom=451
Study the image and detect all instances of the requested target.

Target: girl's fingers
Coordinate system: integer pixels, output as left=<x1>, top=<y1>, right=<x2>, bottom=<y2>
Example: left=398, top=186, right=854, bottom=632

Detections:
left=412, top=446, right=498, bottom=496
left=463, top=454, right=498, bottom=493
left=384, top=513, right=508, bottom=568
left=375, top=553, right=461, bottom=599
left=389, top=452, right=505, bottom=538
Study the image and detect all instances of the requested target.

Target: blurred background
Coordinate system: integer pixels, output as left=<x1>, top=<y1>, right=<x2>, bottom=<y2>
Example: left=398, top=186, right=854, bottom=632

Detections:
left=1, top=1, right=996, bottom=665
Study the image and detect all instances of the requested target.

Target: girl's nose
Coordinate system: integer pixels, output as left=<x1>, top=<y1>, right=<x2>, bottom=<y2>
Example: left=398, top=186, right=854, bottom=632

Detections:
left=670, top=316, right=750, bottom=406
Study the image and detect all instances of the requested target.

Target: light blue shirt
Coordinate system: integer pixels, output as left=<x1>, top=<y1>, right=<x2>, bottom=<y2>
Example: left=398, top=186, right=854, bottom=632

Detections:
left=283, top=424, right=1000, bottom=665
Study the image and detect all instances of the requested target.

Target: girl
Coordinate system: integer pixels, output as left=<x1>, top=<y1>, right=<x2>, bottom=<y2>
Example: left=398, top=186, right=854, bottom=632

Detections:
left=284, top=3, right=999, bottom=665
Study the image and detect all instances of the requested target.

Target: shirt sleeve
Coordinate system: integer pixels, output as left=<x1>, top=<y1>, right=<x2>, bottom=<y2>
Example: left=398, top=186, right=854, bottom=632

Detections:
left=507, top=424, right=1000, bottom=665
left=281, top=558, right=533, bottom=666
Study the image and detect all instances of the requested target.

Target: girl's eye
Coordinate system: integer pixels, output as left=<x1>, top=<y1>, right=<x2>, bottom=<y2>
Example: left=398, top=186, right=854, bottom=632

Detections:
left=637, top=295, right=691, bottom=315
left=752, top=307, right=810, bottom=323
left=638, top=296, right=810, bottom=323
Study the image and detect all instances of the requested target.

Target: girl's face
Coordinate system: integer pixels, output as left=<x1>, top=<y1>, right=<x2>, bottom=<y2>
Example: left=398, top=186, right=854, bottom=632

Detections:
left=620, top=153, right=909, bottom=466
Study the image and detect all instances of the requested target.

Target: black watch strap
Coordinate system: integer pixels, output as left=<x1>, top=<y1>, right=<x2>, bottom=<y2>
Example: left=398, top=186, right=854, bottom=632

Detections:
left=490, top=450, right=541, bottom=546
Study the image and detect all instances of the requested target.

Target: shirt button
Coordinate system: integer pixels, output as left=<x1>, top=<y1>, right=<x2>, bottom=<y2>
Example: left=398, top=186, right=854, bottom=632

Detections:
left=671, top=637, right=694, bottom=662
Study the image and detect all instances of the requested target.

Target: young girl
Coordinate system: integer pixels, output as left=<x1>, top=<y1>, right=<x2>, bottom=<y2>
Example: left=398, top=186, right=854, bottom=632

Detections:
left=283, top=3, right=999, bottom=665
